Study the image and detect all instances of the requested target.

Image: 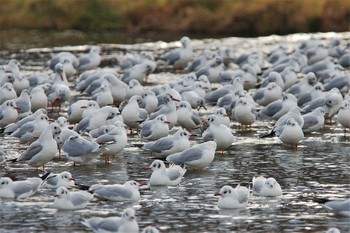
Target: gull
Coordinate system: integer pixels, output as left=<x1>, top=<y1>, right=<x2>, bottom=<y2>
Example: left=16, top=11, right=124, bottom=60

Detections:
left=4, top=59, right=21, bottom=80
left=278, top=118, right=304, bottom=147
left=53, top=186, right=93, bottom=210
left=11, top=113, right=49, bottom=144
left=67, top=100, right=90, bottom=124
left=89, top=121, right=125, bottom=138
left=234, top=97, right=257, bottom=127
left=10, top=123, right=61, bottom=169
left=287, top=72, right=317, bottom=97
left=314, top=198, right=350, bottom=217
left=213, top=107, right=231, bottom=128
left=140, top=115, right=170, bottom=141
left=140, top=90, right=158, bottom=114
left=0, top=82, right=17, bottom=105
left=44, top=171, right=75, bottom=189
left=92, top=81, right=113, bottom=107
left=0, top=100, right=20, bottom=129
left=0, top=174, right=49, bottom=199
left=78, top=46, right=101, bottom=71
left=62, top=135, right=102, bottom=165
left=176, top=101, right=202, bottom=131
left=261, top=71, right=285, bottom=90
left=75, top=106, right=120, bottom=133
left=202, top=114, right=234, bottom=151
left=13, top=75, right=30, bottom=95
left=253, top=82, right=282, bottom=106
left=50, top=51, right=79, bottom=70
left=280, top=66, right=298, bottom=90
left=258, top=93, right=298, bottom=121
left=82, top=208, right=139, bottom=233
left=4, top=108, right=47, bottom=135
left=141, top=129, right=192, bottom=158
left=96, top=126, right=128, bottom=163
left=297, top=82, right=325, bottom=108
left=125, top=79, right=145, bottom=99
left=89, top=180, right=142, bottom=202
left=302, top=107, right=325, bottom=133
left=81, top=100, right=100, bottom=118
left=121, top=61, right=155, bottom=84
left=160, top=36, right=193, bottom=69
left=195, top=56, right=224, bottom=83
left=205, top=77, right=244, bottom=104
left=166, top=141, right=217, bottom=170
left=121, top=95, right=148, bottom=132
left=103, top=73, right=128, bottom=104
left=30, top=84, right=49, bottom=112
left=324, top=74, right=350, bottom=94
left=215, top=184, right=249, bottom=209
left=149, top=94, right=178, bottom=128
left=181, top=85, right=207, bottom=109
left=252, top=176, right=282, bottom=197
left=262, top=106, right=304, bottom=137
left=142, top=226, right=160, bottom=233
left=146, top=159, right=186, bottom=186
left=337, top=100, right=350, bottom=131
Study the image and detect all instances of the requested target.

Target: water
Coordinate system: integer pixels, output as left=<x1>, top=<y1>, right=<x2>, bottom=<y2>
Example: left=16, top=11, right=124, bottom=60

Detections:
left=0, top=32, right=350, bottom=233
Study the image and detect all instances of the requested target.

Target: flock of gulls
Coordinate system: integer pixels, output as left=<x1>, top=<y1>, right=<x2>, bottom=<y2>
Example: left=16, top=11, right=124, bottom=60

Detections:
left=0, top=34, right=349, bottom=233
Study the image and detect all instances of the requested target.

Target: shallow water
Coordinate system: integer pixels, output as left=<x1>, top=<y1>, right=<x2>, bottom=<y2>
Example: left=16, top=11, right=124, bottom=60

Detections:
left=1, top=32, right=350, bottom=233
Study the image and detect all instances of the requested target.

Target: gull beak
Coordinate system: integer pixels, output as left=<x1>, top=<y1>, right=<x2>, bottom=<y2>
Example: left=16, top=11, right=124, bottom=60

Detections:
left=54, top=194, right=60, bottom=198
left=214, top=192, right=221, bottom=196
left=70, top=178, right=75, bottom=181
left=164, top=121, right=171, bottom=124
left=145, top=166, right=152, bottom=170
left=80, top=106, right=87, bottom=109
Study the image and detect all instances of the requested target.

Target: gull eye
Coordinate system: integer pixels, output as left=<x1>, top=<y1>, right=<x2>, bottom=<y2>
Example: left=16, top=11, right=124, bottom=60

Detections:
left=223, top=190, right=227, bottom=194
left=158, top=163, right=161, bottom=168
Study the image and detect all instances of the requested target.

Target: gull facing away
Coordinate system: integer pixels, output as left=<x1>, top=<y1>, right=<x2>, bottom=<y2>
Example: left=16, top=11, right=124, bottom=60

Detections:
left=82, top=208, right=139, bottom=233
left=89, top=180, right=142, bottom=202
left=166, top=141, right=217, bottom=170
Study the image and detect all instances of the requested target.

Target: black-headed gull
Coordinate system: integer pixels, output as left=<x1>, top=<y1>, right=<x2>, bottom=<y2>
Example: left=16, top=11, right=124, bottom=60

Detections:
left=62, top=135, right=102, bottom=165
left=121, top=95, right=148, bottom=131
left=11, top=123, right=61, bottom=169
left=258, top=93, right=298, bottom=121
left=53, top=186, right=93, bottom=210
left=253, top=82, right=283, bottom=106
left=15, top=89, right=31, bottom=118
left=252, top=176, right=282, bottom=197
left=149, top=94, right=178, bottom=128
left=160, top=36, right=193, bottom=69
left=302, top=107, right=325, bottom=133
left=0, top=83, right=17, bottom=105
left=4, top=108, right=47, bottom=134
left=78, top=46, right=101, bottom=71
left=202, top=114, right=234, bottom=152
left=140, top=90, right=158, bottom=114
left=278, top=118, right=304, bottom=147
left=142, top=226, right=160, bottom=233
left=140, top=115, right=170, bottom=141
left=337, top=100, right=350, bottom=132
left=121, top=61, right=155, bottom=84
left=287, top=72, right=317, bottom=97
left=315, top=198, right=350, bottom=217
left=234, top=97, right=257, bottom=127
left=166, top=141, right=217, bottom=170
left=146, top=160, right=186, bottom=186
left=0, top=100, right=19, bottom=128
left=176, top=101, right=202, bottom=131
left=0, top=173, right=49, bottom=199
left=11, top=113, right=49, bottom=144
left=141, top=129, right=192, bottom=158
left=44, top=171, right=75, bottom=189
left=89, top=180, right=141, bottom=202
left=215, top=184, right=249, bottom=209
left=82, top=207, right=139, bottom=233
left=30, top=85, right=50, bottom=112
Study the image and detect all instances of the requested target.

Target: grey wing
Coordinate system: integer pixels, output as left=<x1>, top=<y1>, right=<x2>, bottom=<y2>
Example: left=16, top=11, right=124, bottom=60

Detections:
left=144, top=138, right=174, bottom=153
left=297, top=93, right=311, bottom=107
left=71, top=193, right=90, bottom=206
left=78, top=56, right=91, bottom=69
left=18, top=142, right=43, bottom=161
left=75, top=118, right=90, bottom=132
left=45, top=175, right=59, bottom=187
left=139, top=109, right=148, bottom=121
left=202, top=131, right=214, bottom=142
left=12, top=182, right=35, bottom=197
left=206, top=89, right=230, bottom=103
left=252, top=182, right=263, bottom=194
left=16, top=99, right=30, bottom=113
left=191, top=114, right=202, bottom=126
left=162, top=49, right=180, bottom=65
left=261, top=102, right=282, bottom=117
left=325, top=76, right=349, bottom=91
left=324, top=199, right=350, bottom=213
left=168, top=147, right=202, bottom=164
left=95, top=186, right=132, bottom=199
left=237, top=190, right=248, bottom=204
left=303, top=98, right=326, bottom=112
left=302, top=115, right=319, bottom=130
left=12, top=124, right=35, bottom=138
left=253, top=89, right=264, bottom=102
left=167, top=169, right=182, bottom=181
left=96, top=134, right=116, bottom=144
left=121, top=70, right=131, bottom=83
left=96, top=218, right=121, bottom=232
left=63, top=138, right=98, bottom=157
left=0, top=110, right=4, bottom=121
left=141, top=123, right=152, bottom=138
left=288, top=85, right=300, bottom=95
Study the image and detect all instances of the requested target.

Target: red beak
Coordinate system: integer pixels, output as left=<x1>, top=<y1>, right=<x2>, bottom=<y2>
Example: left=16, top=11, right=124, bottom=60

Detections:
left=70, top=178, right=75, bottom=181
left=80, top=106, right=87, bottom=109
left=214, top=192, right=221, bottom=196
left=145, top=166, right=152, bottom=170
left=164, top=121, right=171, bottom=124
left=54, top=194, right=60, bottom=198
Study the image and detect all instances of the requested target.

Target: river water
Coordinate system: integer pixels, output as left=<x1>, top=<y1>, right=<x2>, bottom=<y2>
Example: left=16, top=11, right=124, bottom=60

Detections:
left=0, top=32, right=350, bottom=233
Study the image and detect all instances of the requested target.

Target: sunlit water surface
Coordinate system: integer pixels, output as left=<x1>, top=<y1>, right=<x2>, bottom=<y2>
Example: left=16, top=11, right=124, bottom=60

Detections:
left=0, top=32, right=350, bottom=233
